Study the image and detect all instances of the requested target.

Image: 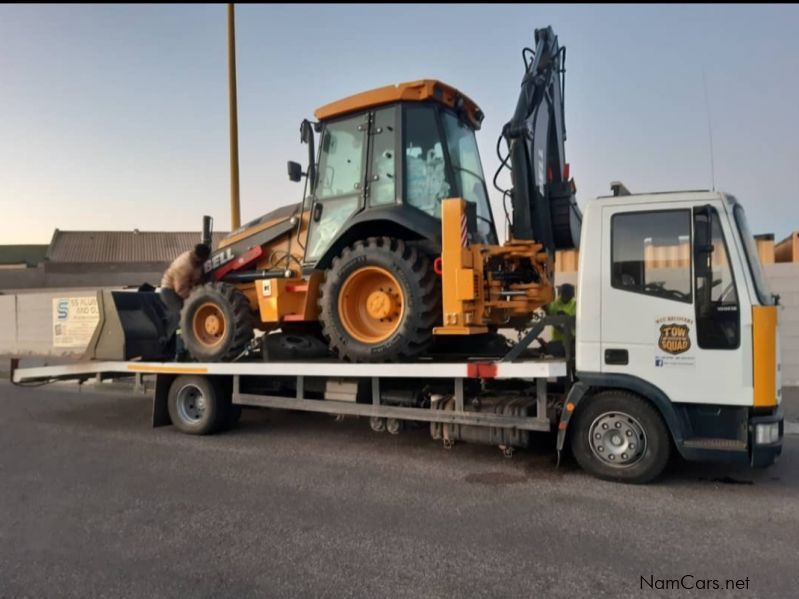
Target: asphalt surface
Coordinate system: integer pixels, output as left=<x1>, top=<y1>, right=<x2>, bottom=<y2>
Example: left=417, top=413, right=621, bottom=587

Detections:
left=1, top=381, right=797, bottom=599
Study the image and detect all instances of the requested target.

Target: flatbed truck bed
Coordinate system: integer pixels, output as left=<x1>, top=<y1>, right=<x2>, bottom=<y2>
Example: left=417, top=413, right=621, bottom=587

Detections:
left=11, top=356, right=567, bottom=445
left=10, top=350, right=782, bottom=484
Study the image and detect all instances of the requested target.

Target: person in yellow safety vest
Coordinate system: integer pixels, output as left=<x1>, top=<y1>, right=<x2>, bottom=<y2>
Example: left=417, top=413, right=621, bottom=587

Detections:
left=537, top=283, right=576, bottom=357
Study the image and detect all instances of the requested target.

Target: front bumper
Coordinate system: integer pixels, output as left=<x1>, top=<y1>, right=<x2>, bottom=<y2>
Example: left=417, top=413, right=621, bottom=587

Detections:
left=749, top=406, right=783, bottom=468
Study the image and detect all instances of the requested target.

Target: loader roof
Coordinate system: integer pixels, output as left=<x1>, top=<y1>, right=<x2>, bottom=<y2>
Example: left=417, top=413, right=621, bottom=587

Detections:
left=314, top=79, right=484, bottom=129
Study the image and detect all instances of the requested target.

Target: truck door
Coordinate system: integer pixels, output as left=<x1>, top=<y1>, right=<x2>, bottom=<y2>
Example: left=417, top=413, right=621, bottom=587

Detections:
left=304, top=113, right=369, bottom=264
left=600, top=203, right=751, bottom=406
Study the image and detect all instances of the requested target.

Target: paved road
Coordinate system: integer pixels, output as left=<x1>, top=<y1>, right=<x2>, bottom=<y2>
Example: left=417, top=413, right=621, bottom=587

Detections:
left=0, top=381, right=797, bottom=598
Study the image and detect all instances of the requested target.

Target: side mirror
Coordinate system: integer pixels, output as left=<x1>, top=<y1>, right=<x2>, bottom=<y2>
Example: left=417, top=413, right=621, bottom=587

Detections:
left=287, top=161, right=303, bottom=183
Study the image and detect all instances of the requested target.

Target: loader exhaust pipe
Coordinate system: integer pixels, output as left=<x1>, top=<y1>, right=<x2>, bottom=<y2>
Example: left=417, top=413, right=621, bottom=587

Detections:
left=202, top=215, right=213, bottom=248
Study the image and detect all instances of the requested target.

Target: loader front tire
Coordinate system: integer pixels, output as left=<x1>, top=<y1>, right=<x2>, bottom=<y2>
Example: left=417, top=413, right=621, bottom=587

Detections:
left=181, top=282, right=254, bottom=362
left=319, top=237, right=440, bottom=362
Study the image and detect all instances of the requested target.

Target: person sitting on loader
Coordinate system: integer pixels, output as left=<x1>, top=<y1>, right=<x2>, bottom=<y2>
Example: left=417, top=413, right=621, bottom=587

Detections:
left=159, top=243, right=211, bottom=318
left=537, top=283, right=576, bottom=358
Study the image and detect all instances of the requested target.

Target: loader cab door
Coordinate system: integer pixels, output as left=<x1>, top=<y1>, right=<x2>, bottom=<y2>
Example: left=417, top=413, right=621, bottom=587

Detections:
left=599, top=201, right=752, bottom=407
left=304, top=113, right=369, bottom=264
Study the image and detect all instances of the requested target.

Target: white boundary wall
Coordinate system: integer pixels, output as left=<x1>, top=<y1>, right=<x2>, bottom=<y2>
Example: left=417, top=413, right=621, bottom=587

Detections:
left=2, top=266, right=798, bottom=384
left=0, top=288, right=100, bottom=358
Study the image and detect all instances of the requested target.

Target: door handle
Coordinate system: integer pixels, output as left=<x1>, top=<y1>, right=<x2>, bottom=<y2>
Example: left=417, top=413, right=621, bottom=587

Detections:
left=313, top=203, right=323, bottom=222
left=604, top=349, right=628, bottom=365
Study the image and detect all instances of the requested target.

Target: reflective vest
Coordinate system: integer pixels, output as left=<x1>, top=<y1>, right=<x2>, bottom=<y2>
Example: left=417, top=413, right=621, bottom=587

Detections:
left=545, top=298, right=576, bottom=342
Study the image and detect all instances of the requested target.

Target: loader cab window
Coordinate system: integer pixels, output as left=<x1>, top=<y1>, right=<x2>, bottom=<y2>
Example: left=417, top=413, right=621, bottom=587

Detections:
left=694, top=206, right=740, bottom=349
left=611, top=210, right=692, bottom=303
left=403, top=104, right=452, bottom=220
left=442, top=110, right=497, bottom=244
left=317, top=118, right=366, bottom=199
left=305, top=116, right=367, bottom=262
left=368, top=107, right=397, bottom=206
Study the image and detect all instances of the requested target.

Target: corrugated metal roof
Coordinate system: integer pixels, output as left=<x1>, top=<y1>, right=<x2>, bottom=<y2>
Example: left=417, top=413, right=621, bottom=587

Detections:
left=46, top=231, right=229, bottom=263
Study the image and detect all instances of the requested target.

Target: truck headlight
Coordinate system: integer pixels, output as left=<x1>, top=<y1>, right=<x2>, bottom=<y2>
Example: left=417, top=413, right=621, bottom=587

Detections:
left=755, top=423, right=780, bottom=445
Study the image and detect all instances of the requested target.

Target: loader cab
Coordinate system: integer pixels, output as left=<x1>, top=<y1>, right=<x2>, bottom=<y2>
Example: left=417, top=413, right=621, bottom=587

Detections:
left=294, top=80, right=498, bottom=267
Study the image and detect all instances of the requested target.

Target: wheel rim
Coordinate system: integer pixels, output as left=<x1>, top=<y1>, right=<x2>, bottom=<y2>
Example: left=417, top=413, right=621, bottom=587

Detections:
left=338, top=266, right=405, bottom=344
left=176, top=384, right=206, bottom=423
left=588, top=411, right=647, bottom=468
left=192, top=302, right=227, bottom=348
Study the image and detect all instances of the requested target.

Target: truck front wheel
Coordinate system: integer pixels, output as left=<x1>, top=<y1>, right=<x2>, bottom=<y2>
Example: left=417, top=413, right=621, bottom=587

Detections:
left=570, top=390, right=670, bottom=484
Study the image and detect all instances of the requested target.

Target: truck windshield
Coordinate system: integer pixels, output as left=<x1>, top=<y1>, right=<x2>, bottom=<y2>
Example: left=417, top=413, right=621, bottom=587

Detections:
left=441, top=111, right=496, bottom=243
left=732, top=202, right=774, bottom=305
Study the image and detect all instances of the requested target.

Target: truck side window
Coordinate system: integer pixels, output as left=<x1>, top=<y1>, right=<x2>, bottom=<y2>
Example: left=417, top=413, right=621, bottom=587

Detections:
left=693, top=206, right=740, bottom=349
left=611, top=210, right=692, bottom=303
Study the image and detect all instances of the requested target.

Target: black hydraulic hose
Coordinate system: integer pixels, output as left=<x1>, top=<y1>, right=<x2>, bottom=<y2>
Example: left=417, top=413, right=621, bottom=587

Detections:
left=492, top=134, right=512, bottom=196
left=493, top=133, right=515, bottom=231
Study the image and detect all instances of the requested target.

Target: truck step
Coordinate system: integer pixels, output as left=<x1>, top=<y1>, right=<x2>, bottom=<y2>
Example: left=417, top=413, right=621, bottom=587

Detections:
left=682, top=438, right=747, bottom=452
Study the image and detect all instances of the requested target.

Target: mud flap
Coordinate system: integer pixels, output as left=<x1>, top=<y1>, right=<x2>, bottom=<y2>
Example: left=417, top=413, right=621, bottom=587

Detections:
left=152, top=374, right=174, bottom=427
left=85, top=290, right=176, bottom=361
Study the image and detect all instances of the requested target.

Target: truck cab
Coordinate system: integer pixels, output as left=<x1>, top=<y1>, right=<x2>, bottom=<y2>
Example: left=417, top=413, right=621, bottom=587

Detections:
left=571, top=189, right=782, bottom=473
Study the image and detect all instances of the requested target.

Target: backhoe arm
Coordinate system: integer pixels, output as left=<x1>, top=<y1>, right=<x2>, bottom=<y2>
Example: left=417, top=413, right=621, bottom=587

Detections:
left=499, top=26, right=582, bottom=252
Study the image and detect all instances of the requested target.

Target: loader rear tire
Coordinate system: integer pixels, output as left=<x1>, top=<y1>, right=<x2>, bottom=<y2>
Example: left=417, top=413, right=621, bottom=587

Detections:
left=181, top=282, right=254, bottom=362
left=319, top=237, right=440, bottom=362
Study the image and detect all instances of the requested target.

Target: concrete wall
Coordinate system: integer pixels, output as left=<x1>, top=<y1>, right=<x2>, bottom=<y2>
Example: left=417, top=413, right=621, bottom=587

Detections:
left=764, top=264, right=799, bottom=385
left=0, top=288, right=99, bottom=359
left=0, top=264, right=164, bottom=293
left=3, top=265, right=798, bottom=384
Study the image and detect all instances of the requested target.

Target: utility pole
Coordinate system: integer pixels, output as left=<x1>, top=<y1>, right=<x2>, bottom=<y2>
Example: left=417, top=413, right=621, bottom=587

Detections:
left=227, top=3, right=241, bottom=230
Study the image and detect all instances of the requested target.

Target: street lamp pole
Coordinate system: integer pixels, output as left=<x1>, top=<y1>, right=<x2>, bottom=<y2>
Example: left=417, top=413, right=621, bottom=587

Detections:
left=227, top=3, right=241, bottom=230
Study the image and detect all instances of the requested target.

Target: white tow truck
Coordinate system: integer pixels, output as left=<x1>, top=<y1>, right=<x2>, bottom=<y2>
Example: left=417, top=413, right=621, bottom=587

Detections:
left=12, top=186, right=783, bottom=484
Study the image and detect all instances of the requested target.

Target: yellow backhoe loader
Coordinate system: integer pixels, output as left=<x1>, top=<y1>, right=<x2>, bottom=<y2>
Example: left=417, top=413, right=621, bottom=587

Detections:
left=89, top=27, right=581, bottom=363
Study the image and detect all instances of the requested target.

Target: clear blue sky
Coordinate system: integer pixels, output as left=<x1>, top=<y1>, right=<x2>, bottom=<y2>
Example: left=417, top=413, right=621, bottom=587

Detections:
left=1, top=4, right=797, bottom=244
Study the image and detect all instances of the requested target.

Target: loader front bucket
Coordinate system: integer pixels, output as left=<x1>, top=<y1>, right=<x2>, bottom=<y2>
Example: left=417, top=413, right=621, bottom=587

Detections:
left=84, top=290, right=176, bottom=361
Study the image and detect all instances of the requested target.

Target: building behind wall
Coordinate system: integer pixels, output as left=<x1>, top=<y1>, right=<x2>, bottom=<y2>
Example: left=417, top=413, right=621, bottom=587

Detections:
left=555, top=230, right=799, bottom=273
left=0, top=229, right=227, bottom=292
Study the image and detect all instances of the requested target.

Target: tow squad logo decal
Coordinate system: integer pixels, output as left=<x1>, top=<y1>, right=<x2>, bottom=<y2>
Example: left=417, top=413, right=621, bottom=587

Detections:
left=658, top=324, right=691, bottom=355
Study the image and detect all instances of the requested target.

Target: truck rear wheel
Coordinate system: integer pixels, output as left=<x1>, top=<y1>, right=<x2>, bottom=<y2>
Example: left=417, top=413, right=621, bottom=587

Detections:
left=570, top=390, right=670, bottom=484
left=181, top=282, right=254, bottom=362
left=167, top=375, right=228, bottom=435
left=319, top=237, right=439, bottom=362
